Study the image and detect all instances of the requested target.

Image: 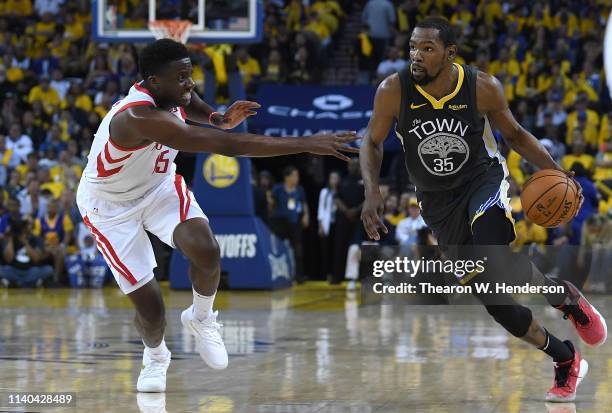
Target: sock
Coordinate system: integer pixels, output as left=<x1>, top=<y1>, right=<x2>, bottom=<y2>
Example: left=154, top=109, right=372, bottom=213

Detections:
left=192, top=288, right=215, bottom=321
left=538, top=329, right=574, bottom=363
left=144, top=337, right=169, bottom=359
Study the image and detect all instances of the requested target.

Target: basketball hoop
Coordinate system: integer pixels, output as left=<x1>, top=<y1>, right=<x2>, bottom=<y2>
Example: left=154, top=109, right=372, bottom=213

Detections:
left=148, top=20, right=193, bottom=44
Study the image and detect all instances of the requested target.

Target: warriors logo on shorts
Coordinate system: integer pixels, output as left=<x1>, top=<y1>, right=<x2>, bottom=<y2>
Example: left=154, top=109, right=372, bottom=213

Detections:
left=417, top=132, right=470, bottom=176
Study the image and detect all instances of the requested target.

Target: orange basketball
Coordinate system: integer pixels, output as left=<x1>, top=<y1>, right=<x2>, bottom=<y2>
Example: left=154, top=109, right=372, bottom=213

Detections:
left=520, top=169, right=579, bottom=228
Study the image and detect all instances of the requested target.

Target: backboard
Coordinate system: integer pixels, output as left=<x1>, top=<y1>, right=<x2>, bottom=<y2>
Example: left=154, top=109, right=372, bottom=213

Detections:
left=92, top=0, right=263, bottom=44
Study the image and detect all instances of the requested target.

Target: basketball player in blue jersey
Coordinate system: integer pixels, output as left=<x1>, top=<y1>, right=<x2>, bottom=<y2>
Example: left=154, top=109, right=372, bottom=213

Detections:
left=359, top=17, right=607, bottom=402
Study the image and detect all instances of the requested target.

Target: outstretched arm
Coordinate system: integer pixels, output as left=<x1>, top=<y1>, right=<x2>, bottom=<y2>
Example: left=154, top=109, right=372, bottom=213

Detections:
left=476, top=72, right=560, bottom=171
left=360, top=73, right=401, bottom=240
left=113, top=106, right=359, bottom=160
left=185, top=91, right=260, bottom=130
left=476, top=71, right=583, bottom=202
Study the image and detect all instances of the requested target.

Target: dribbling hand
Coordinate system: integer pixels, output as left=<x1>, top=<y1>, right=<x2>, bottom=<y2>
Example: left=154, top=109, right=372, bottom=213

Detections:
left=562, top=169, right=584, bottom=214
left=361, top=192, right=388, bottom=241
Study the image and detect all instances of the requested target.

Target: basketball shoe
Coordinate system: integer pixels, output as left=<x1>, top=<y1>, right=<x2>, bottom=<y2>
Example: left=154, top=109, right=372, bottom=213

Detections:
left=555, top=281, right=607, bottom=347
left=137, top=348, right=171, bottom=392
left=181, top=305, right=228, bottom=369
left=137, top=392, right=167, bottom=413
left=546, top=341, right=588, bottom=402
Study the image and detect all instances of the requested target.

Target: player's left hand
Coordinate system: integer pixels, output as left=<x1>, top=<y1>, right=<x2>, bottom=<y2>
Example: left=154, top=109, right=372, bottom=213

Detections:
left=219, top=100, right=261, bottom=129
left=562, top=169, right=584, bottom=214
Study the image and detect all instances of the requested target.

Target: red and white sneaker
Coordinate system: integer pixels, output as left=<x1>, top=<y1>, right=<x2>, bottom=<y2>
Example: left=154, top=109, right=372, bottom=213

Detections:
left=556, top=281, right=607, bottom=347
left=546, top=341, right=589, bottom=402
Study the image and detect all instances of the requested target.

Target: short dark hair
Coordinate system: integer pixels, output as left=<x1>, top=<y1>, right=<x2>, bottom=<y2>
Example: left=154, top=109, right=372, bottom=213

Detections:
left=283, top=166, right=298, bottom=178
left=138, top=39, right=190, bottom=78
left=414, top=17, right=456, bottom=47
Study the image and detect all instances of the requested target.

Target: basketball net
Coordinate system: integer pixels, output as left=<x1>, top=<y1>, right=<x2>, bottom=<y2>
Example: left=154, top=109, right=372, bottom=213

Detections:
left=148, top=20, right=193, bottom=44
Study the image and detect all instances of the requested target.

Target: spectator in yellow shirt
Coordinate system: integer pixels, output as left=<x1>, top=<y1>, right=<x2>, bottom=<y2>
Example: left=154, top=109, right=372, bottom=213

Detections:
left=0, top=135, right=12, bottom=186
left=561, top=130, right=595, bottom=172
left=383, top=194, right=404, bottom=226
left=2, top=0, right=33, bottom=17
left=28, top=76, right=60, bottom=115
left=565, top=92, right=600, bottom=144
left=63, top=82, right=93, bottom=112
left=489, top=47, right=520, bottom=79
left=513, top=218, right=548, bottom=248
left=34, top=11, right=55, bottom=41
left=235, top=47, right=262, bottom=90
left=33, top=197, right=73, bottom=282
left=63, top=13, right=85, bottom=40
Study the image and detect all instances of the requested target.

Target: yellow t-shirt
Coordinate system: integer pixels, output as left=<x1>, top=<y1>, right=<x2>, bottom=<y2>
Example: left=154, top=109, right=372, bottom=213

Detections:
left=34, top=21, right=55, bottom=41
left=7, top=66, right=24, bottom=82
left=237, top=57, right=262, bottom=85
left=75, top=94, right=93, bottom=112
left=3, top=0, right=32, bottom=16
left=28, top=85, right=60, bottom=106
left=594, top=152, right=612, bottom=181
left=64, top=21, right=85, bottom=39
left=507, top=150, right=525, bottom=185
left=28, top=85, right=60, bottom=113
left=384, top=212, right=406, bottom=227
left=304, top=21, right=330, bottom=41
left=489, top=59, right=521, bottom=78
left=94, top=105, right=109, bottom=119
left=33, top=214, right=74, bottom=246
left=566, top=110, right=600, bottom=143
left=513, top=220, right=548, bottom=247
left=50, top=164, right=83, bottom=182
left=1, top=148, right=13, bottom=166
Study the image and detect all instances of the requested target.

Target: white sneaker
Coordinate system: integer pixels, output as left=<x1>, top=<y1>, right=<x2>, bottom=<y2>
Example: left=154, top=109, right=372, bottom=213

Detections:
left=137, top=392, right=167, bottom=413
left=181, top=305, right=228, bottom=369
left=137, top=349, right=171, bottom=392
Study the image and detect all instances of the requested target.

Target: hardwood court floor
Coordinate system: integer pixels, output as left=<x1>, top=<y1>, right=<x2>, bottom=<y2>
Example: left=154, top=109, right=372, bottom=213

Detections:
left=0, top=283, right=610, bottom=413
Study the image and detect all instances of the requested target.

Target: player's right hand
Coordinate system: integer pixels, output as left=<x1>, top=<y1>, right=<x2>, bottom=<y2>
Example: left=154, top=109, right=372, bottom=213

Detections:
left=361, top=193, right=388, bottom=241
left=305, top=131, right=360, bottom=161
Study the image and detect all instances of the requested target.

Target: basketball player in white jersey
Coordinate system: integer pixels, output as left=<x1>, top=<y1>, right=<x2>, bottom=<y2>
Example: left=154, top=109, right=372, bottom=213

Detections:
left=77, top=39, right=358, bottom=392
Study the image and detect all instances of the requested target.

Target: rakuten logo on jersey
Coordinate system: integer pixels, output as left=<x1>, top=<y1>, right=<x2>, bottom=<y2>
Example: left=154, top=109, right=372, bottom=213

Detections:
left=216, top=234, right=257, bottom=258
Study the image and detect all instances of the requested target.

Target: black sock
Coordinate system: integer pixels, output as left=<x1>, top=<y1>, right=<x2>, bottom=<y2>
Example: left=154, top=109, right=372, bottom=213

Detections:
left=539, top=329, right=574, bottom=363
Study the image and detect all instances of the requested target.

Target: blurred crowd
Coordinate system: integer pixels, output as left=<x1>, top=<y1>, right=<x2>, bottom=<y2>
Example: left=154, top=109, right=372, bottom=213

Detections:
left=0, top=0, right=610, bottom=291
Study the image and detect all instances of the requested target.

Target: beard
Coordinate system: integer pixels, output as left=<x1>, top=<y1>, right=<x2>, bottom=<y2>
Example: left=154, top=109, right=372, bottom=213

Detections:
left=410, top=62, right=445, bottom=86
left=411, top=67, right=444, bottom=85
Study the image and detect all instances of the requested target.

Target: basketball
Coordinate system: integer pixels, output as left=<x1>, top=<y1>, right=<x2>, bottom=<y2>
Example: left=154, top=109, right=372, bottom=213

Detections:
left=520, top=170, right=579, bottom=227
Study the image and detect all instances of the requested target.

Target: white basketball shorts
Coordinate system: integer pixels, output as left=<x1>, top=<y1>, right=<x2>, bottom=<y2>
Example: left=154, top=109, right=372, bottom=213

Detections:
left=76, top=174, right=207, bottom=294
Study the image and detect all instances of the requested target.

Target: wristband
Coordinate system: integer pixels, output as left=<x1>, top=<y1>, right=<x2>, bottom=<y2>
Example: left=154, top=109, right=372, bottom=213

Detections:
left=209, top=111, right=222, bottom=125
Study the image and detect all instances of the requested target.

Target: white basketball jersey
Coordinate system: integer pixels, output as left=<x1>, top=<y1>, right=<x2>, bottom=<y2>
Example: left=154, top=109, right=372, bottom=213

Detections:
left=80, top=83, right=186, bottom=201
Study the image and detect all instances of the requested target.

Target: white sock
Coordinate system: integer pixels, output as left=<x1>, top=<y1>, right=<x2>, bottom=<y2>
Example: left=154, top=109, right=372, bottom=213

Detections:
left=192, top=288, right=215, bottom=321
left=144, top=338, right=169, bottom=359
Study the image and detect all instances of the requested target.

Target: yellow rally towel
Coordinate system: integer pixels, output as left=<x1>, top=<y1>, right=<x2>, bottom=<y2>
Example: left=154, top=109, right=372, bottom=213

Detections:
left=359, top=32, right=372, bottom=57
left=204, top=44, right=232, bottom=85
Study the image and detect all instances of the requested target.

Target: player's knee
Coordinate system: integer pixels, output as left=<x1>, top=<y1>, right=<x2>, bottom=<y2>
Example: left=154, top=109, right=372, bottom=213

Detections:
left=485, top=305, right=532, bottom=337
left=187, top=234, right=220, bottom=270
